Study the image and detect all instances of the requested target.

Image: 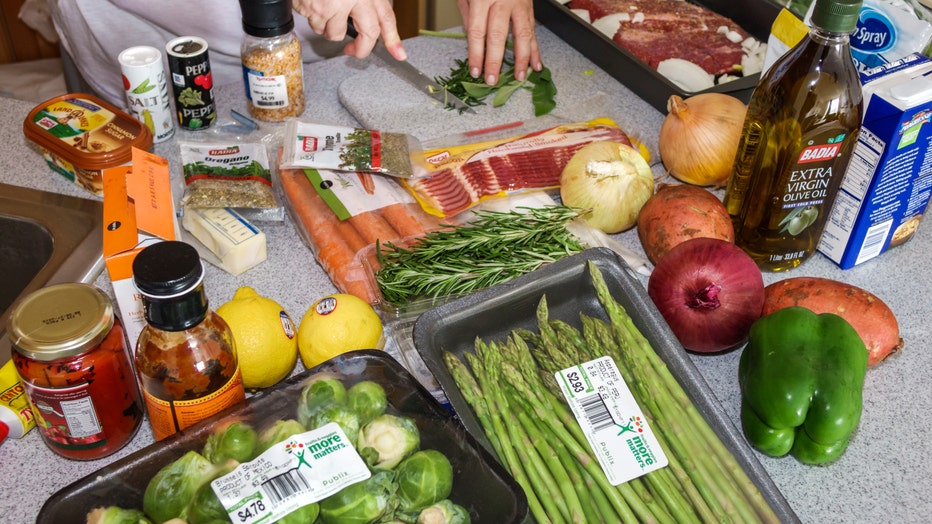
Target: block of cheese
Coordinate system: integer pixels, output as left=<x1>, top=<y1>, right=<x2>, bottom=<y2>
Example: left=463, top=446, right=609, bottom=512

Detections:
left=182, top=207, right=267, bottom=275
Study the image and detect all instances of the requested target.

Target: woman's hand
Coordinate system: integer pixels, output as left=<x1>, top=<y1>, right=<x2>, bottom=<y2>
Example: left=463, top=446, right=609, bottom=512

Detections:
left=457, top=0, right=542, bottom=85
left=294, top=0, right=407, bottom=60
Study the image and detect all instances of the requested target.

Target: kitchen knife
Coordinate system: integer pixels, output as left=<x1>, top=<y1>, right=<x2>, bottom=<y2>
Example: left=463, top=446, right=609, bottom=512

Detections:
left=346, top=22, right=477, bottom=114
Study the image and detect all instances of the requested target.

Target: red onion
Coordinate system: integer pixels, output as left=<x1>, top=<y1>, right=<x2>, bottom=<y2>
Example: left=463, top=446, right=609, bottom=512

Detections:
left=647, top=237, right=764, bottom=353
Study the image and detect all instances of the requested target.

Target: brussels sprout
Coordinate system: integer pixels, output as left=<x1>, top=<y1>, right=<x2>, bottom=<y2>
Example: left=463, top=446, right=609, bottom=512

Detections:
left=143, top=450, right=217, bottom=523
left=203, top=420, right=258, bottom=464
left=185, top=462, right=239, bottom=524
left=357, top=414, right=420, bottom=470
left=297, top=377, right=348, bottom=427
left=319, top=470, right=397, bottom=524
left=85, top=506, right=153, bottom=524
left=347, top=380, right=387, bottom=425
left=275, top=502, right=320, bottom=524
left=256, top=419, right=308, bottom=455
left=395, top=450, right=453, bottom=512
left=308, top=403, right=362, bottom=444
left=417, top=500, right=471, bottom=524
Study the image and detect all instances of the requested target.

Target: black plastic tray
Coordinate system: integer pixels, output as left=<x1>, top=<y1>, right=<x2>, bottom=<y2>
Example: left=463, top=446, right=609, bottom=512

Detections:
left=412, top=247, right=800, bottom=523
left=533, top=0, right=783, bottom=112
left=37, top=350, right=527, bottom=524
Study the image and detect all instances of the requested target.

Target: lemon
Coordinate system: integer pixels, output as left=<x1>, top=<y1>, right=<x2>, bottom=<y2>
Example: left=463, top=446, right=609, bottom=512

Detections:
left=297, top=293, right=384, bottom=368
left=216, top=286, right=298, bottom=389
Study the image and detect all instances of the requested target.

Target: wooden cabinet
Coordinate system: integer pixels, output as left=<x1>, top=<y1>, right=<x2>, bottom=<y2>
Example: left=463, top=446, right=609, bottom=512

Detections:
left=0, top=0, right=59, bottom=64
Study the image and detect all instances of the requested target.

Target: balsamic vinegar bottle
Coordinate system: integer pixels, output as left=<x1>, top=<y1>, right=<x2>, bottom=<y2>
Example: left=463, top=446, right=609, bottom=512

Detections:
left=723, top=0, right=864, bottom=271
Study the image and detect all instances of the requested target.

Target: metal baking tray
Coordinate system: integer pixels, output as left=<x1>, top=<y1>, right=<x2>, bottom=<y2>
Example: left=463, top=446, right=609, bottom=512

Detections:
left=412, top=247, right=800, bottom=523
left=37, top=350, right=527, bottom=524
left=533, top=0, right=782, bottom=112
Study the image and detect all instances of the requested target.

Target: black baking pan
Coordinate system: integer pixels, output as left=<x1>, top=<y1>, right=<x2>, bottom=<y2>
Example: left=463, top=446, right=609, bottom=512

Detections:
left=412, top=247, right=801, bottom=523
left=37, top=350, right=527, bottom=524
left=533, top=0, right=783, bottom=112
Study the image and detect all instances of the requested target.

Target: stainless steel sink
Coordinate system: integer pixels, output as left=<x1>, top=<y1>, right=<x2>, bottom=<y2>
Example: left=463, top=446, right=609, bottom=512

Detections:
left=0, top=183, right=104, bottom=365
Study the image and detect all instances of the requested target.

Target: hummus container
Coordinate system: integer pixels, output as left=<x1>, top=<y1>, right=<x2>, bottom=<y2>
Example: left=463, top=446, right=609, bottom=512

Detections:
left=22, top=93, right=153, bottom=196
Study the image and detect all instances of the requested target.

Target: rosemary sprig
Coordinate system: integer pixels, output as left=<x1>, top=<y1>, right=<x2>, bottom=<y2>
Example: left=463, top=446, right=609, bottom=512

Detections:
left=375, top=206, right=586, bottom=306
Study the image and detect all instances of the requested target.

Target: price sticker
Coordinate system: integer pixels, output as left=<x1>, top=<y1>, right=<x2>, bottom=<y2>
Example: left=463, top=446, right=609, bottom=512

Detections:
left=211, top=423, right=370, bottom=524
left=556, top=356, right=668, bottom=485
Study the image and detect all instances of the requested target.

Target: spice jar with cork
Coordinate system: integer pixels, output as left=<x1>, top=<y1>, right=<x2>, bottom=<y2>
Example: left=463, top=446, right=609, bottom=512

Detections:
left=239, top=0, right=305, bottom=121
left=132, top=240, right=246, bottom=440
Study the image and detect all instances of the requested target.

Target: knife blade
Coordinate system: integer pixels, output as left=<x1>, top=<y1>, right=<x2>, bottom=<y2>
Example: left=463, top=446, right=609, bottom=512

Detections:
left=347, top=22, right=477, bottom=114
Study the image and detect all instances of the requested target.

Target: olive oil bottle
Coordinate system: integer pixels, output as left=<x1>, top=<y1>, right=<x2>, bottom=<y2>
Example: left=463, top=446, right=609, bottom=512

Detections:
left=723, top=0, right=863, bottom=271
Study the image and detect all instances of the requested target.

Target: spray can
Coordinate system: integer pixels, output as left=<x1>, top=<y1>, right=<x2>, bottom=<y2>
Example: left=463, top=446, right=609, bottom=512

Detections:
left=118, top=45, right=175, bottom=143
left=165, top=36, right=217, bottom=130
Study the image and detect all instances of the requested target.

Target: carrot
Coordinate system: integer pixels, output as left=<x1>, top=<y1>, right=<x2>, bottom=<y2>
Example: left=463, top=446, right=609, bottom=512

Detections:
left=380, top=203, right=443, bottom=238
left=357, top=172, right=376, bottom=194
left=279, top=167, right=376, bottom=303
left=347, top=210, right=400, bottom=245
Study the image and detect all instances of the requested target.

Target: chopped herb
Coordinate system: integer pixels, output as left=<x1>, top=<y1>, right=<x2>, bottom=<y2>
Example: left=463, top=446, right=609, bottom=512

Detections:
left=422, top=30, right=557, bottom=116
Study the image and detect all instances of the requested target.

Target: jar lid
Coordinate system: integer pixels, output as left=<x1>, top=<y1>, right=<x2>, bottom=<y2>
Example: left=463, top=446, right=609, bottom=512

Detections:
left=7, top=283, right=114, bottom=361
left=133, top=241, right=204, bottom=298
left=240, top=0, right=295, bottom=37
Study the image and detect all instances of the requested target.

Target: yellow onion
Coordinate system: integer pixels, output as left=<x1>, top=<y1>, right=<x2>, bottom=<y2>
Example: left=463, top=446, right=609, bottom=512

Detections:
left=560, top=141, right=654, bottom=234
left=659, top=93, right=747, bottom=187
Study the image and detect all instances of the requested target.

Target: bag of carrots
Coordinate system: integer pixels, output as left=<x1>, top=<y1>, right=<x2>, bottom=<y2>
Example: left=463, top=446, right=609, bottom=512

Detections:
left=279, top=162, right=447, bottom=306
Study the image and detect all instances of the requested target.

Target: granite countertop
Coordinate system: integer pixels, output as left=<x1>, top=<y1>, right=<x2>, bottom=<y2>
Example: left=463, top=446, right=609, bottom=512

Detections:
left=1, top=27, right=930, bottom=523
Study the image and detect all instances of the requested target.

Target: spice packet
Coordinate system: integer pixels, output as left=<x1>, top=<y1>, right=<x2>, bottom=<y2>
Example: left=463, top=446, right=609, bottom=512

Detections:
left=280, top=119, right=430, bottom=179
left=179, top=141, right=285, bottom=220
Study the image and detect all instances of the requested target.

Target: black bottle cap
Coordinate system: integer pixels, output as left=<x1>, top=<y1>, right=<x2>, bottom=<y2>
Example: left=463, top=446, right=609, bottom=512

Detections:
left=240, top=0, right=295, bottom=38
left=133, top=240, right=208, bottom=331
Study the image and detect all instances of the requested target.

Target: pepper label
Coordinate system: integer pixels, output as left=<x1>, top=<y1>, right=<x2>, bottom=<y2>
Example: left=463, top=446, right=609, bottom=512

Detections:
left=21, top=381, right=107, bottom=450
left=556, top=356, right=668, bottom=485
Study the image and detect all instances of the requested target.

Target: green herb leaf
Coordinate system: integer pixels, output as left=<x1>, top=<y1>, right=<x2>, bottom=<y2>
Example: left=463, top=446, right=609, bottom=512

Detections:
left=492, top=80, right=527, bottom=108
left=529, top=68, right=557, bottom=117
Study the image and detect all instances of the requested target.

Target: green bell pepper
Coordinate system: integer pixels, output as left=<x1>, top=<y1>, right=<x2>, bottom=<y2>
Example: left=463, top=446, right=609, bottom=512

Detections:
left=738, top=306, right=868, bottom=465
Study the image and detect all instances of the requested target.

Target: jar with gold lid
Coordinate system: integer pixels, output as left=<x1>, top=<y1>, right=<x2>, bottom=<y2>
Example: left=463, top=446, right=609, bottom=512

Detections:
left=8, top=283, right=143, bottom=460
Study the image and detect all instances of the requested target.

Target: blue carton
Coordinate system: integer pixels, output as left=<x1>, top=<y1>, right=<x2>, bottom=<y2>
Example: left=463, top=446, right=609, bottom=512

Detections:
left=819, top=53, right=932, bottom=269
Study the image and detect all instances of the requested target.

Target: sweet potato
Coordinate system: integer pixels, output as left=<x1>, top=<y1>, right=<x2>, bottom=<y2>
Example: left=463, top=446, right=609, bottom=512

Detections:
left=762, top=277, right=903, bottom=366
left=637, top=183, right=734, bottom=264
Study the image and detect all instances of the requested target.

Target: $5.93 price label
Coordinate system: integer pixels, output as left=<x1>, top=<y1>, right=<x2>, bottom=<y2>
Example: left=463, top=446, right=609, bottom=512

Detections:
left=556, top=356, right=668, bottom=485
left=211, top=423, right=370, bottom=524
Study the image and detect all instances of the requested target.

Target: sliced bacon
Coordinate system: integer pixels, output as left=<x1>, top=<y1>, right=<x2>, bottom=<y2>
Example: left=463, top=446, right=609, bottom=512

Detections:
left=407, top=122, right=632, bottom=217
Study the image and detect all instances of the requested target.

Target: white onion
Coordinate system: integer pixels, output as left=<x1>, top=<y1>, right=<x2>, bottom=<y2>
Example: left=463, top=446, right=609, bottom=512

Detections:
left=559, top=141, right=654, bottom=234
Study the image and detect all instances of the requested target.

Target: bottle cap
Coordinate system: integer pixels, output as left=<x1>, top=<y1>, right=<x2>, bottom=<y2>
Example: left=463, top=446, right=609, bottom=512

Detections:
left=133, top=241, right=209, bottom=331
left=812, top=0, right=863, bottom=34
left=240, top=0, right=295, bottom=38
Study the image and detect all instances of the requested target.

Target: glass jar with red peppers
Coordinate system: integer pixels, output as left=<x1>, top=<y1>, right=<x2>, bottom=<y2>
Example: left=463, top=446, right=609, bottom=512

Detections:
left=132, top=240, right=246, bottom=441
left=8, top=283, right=143, bottom=460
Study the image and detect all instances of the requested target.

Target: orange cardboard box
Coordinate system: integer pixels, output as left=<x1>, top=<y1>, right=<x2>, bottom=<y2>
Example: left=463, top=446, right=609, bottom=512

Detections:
left=102, top=147, right=179, bottom=349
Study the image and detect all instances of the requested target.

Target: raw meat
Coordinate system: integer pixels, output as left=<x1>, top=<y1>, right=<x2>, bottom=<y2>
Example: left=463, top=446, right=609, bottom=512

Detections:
left=406, top=121, right=632, bottom=217
left=569, top=0, right=751, bottom=76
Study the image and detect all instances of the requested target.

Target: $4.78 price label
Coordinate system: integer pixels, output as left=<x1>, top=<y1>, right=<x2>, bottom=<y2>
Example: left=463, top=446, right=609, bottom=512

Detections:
left=556, top=356, right=668, bottom=485
left=211, top=423, right=369, bottom=524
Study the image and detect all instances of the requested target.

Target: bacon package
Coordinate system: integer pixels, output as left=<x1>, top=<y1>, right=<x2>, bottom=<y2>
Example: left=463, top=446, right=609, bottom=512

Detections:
left=405, top=118, right=634, bottom=217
